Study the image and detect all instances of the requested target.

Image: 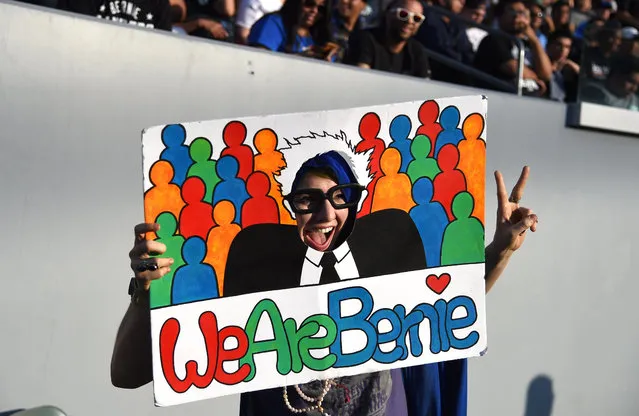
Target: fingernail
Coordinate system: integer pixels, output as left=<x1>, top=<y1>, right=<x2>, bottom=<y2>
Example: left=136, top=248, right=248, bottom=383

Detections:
left=169, top=258, right=174, bottom=264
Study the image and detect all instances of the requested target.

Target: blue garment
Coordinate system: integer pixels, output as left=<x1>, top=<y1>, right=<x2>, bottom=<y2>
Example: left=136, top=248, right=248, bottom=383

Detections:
left=402, top=360, right=468, bottom=416
left=248, top=13, right=314, bottom=53
left=536, top=31, right=548, bottom=50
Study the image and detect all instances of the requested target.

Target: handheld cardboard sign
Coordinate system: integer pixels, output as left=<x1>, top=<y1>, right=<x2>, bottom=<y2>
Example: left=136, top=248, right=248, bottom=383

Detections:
left=141, top=95, right=488, bottom=407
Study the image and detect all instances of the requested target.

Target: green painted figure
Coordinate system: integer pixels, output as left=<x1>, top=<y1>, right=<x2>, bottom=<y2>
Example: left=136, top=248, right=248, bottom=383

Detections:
left=407, top=134, right=441, bottom=184
left=187, top=137, right=220, bottom=203
left=441, top=191, right=485, bottom=265
left=151, top=212, right=186, bottom=308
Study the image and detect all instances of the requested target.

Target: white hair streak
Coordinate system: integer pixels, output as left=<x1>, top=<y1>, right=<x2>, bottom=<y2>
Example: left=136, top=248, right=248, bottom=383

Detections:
left=276, top=130, right=374, bottom=198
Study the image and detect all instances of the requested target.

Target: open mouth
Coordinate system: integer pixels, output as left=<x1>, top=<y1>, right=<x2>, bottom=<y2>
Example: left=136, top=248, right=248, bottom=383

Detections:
left=304, top=226, right=336, bottom=251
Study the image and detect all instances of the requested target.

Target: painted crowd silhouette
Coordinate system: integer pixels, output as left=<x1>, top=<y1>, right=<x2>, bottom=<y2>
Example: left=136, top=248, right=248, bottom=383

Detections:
left=144, top=100, right=486, bottom=309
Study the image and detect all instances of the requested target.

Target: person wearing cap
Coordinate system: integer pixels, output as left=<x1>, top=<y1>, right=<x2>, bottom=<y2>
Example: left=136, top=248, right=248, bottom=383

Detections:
left=620, top=25, right=639, bottom=55
left=580, top=54, right=639, bottom=110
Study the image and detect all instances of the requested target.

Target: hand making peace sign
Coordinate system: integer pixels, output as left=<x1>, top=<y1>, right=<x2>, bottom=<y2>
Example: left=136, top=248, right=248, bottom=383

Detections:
left=492, top=166, right=539, bottom=255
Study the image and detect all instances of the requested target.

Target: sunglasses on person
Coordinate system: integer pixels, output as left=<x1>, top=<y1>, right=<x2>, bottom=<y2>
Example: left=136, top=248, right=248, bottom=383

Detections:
left=284, top=184, right=365, bottom=214
left=303, top=0, right=326, bottom=13
left=390, top=7, right=425, bottom=24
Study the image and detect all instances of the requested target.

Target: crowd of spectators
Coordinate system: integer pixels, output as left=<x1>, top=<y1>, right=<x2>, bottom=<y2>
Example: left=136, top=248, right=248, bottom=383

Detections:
left=21, top=0, right=639, bottom=110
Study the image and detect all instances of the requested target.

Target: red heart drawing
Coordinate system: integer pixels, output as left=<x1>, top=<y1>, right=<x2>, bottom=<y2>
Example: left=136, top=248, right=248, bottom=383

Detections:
left=426, top=273, right=451, bottom=295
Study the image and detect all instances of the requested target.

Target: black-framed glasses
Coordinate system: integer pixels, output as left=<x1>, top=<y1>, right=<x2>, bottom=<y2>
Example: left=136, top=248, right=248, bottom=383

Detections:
left=284, top=183, right=365, bottom=214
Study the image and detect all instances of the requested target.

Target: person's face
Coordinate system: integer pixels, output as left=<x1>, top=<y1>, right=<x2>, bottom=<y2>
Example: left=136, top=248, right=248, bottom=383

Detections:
left=463, top=5, right=486, bottom=23
left=300, top=0, right=326, bottom=28
left=387, top=0, right=425, bottom=40
left=337, top=0, right=366, bottom=19
left=294, top=174, right=349, bottom=252
left=594, top=7, right=611, bottom=20
left=547, top=36, right=572, bottom=61
left=552, top=5, right=571, bottom=26
left=529, top=4, right=543, bottom=30
left=575, top=0, right=591, bottom=10
left=443, top=0, right=465, bottom=14
left=600, top=29, right=622, bottom=52
left=501, top=2, right=530, bottom=34
left=621, top=39, right=639, bottom=56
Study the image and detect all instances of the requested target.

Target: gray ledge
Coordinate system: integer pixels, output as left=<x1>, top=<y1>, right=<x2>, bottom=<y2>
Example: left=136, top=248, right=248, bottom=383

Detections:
left=566, top=101, right=639, bottom=137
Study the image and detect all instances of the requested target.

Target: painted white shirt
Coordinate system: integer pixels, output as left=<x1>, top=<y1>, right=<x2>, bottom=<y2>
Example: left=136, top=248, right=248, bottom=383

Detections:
left=299, top=242, right=359, bottom=286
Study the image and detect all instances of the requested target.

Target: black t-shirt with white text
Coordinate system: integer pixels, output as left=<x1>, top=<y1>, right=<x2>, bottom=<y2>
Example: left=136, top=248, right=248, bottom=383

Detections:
left=57, top=0, right=172, bottom=30
left=344, top=28, right=431, bottom=78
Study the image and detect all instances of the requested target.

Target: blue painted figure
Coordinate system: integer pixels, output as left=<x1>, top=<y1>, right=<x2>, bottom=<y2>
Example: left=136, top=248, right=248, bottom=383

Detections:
left=212, top=155, right=250, bottom=224
left=160, top=124, right=192, bottom=186
left=409, top=177, right=449, bottom=267
left=172, top=236, right=219, bottom=304
left=388, top=114, right=413, bottom=173
left=434, top=106, right=464, bottom=158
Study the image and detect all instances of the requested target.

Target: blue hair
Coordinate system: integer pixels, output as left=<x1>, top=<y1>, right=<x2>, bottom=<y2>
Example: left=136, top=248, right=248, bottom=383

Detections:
left=291, top=151, right=358, bottom=197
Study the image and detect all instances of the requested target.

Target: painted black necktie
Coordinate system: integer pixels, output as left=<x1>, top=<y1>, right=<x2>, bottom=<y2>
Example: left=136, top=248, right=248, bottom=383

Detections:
left=319, top=251, right=340, bottom=284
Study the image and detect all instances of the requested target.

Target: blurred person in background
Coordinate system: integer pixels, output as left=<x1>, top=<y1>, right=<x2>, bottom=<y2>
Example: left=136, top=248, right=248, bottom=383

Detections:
left=329, top=0, right=369, bottom=61
left=550, top=0, right=575, bottom=33
left=170, top=0, right=231, bottom=38
left=415, top=0, right=474, bottom=84
left=615, top=0, right=639, bottom=29
left=571, top=0, right=593, bottom=27
left=343, top=0, right=432, bottom=77
left=474, top=0, right=553, bottom=96
left=183, top=0, right=235, bottom=39
left=235, top=0, right=285, bottom=44
left=248, top=0, right=336, bottom=59
left=581, top=19, right=621, bottom=80
left=546, top=29, right=580, bottom=101
left=574, top=0, right=613, bottom=38
left=529, top=1, right=549, bottom=49
left=581, top=55, right=639, bottom=109
left=460, top=0, right=489, bottom=51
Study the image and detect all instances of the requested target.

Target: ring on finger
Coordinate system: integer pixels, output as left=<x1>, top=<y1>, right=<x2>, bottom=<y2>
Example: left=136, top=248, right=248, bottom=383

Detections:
left=509, top=196, right=520, bottom=203
left=136, top=259, right=158, bottom=272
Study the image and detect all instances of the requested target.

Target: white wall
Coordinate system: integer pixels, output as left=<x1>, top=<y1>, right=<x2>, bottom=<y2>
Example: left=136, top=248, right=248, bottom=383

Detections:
left=1, top=1, right=639, bottom=415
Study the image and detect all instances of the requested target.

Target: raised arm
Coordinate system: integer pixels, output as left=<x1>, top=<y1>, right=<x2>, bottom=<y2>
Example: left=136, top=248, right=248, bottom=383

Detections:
left=110, top=223, right=174, bottom=388
left=485, top=166, right=538, bottom=293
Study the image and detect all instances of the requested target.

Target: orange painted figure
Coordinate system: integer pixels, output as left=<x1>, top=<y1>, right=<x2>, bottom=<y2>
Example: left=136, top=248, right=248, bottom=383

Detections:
left=371, top=148, right=416, bottom=213
left=144, top=160, right=184, bottom=240
left=253, top=128, right=294, bottom=224
left=221, top=121, right=254, bottom=181
left=178, top=176, right=215, bottom=239
left=205, top=200, right=241, bottom=295
left=433, top=144, right=467, bottom=221
left=242, top=171, right=280, bottom=228
left=355, top=112, right=386, bottom=218
left=416, top=100, right=443, bottom=158
left=457, top=113, right=486, bottom=223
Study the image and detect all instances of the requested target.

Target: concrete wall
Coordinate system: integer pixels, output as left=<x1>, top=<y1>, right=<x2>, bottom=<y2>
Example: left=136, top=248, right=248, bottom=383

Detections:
left=1, top=1, right=638, bottom=415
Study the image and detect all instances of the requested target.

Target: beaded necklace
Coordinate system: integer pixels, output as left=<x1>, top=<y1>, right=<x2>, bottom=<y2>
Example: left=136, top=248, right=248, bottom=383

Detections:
left=282, top=378, right=336, bottom=415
